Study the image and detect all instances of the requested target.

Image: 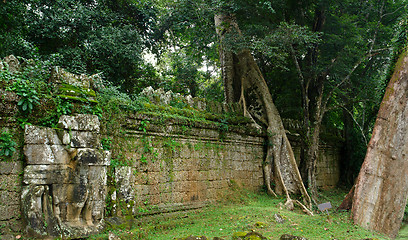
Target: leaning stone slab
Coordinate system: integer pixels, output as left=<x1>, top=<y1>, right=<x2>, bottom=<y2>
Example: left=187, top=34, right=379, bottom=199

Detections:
left=24, top=144, right=70, bottom=165
left=58, top=114, right=100, bottom=132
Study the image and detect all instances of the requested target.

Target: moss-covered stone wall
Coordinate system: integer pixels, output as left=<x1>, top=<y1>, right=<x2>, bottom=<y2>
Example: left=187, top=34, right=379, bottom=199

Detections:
left=107, top=114, right=265, bottom=216
left=0, top=57, right=343, bottom=237
left=0, top=90, right=24, bottom=237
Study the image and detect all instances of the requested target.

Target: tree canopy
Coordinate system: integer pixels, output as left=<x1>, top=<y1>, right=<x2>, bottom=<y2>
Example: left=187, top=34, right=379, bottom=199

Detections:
left=1, top=0, right=406, bottom=187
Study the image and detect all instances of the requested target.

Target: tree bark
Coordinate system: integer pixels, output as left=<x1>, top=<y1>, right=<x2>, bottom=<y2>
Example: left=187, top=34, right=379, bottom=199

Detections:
left=352, top=50, right=408, bottom=239
left=215, top=13, right=312, bottom=209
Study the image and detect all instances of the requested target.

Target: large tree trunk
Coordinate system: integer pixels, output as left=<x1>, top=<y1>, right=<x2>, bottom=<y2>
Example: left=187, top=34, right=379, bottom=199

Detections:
left=352, top=50, right=408, bottom=239
left=215, top=14, right=312, bottom=210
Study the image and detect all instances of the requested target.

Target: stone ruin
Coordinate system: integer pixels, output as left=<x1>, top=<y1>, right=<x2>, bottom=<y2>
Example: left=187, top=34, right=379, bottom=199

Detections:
left=0, top=55, right=343, bottom=238
left=22, top=114, right=110, bottom=238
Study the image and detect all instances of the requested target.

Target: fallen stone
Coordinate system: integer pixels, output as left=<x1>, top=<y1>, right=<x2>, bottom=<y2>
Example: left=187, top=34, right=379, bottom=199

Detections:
left=255, top=221, right=266, bottom=228
left=232, top=231, right=268, bottom=240
left=0, top=234, right=15, bottom=240
left=274, top=213, right=285, bottom=224
left=108, top=231, right=121, bottom=240
left=3, top=55, right=20, bottom=73
left=176, top=236, right=208, bottom=240
left=280, top=234, right=308, bottom=240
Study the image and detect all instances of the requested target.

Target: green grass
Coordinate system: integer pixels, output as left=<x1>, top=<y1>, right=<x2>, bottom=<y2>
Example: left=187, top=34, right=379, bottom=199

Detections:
left=397, top=224, right=408, bottom=240
left=91, top=188, right=391, bottom=240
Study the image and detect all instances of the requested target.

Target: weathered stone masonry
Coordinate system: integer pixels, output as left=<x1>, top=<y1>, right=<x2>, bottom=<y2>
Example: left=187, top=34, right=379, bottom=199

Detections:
left=0, top=60, right=342, bottom=238
left=0, top=110, right=342, bottom=238
left=0, top=89, right=24, bottom=238
left=111, top=114, right=265, bottom=216
left=22, top=115, right=110, bottom=238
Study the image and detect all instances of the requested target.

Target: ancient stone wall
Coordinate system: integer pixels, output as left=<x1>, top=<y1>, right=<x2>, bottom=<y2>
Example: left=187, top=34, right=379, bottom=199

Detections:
left=315, top=144, right=341, bottom=188
left=0, top=89, right=24, bottom=238
left=110, top=114, right=265, bottom=216
left=0, top=57, right=342, bottom=237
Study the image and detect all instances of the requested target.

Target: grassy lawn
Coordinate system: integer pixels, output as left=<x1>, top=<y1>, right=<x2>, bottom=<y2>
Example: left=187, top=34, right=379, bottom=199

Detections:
left=92, top=188, right=391, bottom=240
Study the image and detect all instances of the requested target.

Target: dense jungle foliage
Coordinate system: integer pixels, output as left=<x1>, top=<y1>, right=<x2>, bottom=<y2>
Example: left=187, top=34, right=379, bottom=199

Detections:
left=0, top=0, right=407, bottom=185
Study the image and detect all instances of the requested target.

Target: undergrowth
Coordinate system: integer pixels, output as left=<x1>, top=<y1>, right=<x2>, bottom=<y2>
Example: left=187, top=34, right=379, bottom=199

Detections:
left=89, top=188, right=390, bottom=240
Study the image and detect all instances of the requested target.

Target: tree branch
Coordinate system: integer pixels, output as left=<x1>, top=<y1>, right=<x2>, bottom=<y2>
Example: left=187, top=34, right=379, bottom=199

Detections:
left=341, top=106, right=369, bottom=145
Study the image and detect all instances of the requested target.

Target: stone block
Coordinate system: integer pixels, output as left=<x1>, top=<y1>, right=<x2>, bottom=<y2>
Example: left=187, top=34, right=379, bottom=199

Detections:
left=172, top=170, right=188, bottom=182
left=58, top=114, right=100, bottom=132
left=197, top=171, right=209, bottom=181
left=0, top=161, right=23, bottom=175
left=148, top=194, right=160, bottom=205
left=197, top=158, right=208, bottom=171
left=170, top=192, right=183, bottom=203
left=158, top=182, right=172, bottom=193
left=70, top=131, right=100, bottom=148
left=88, top=166, right=107, bottom=185
left=1, top=219, right=23, bottom=233
left=24, top=125, right=61, bottom=145
left=115, top=166, right=136, bottom=202
left=159, top=192, right=171, bottom=203
left=0, top=205, right=20, bottom=221
left=52, top=184, right=89, bottom=204
left=77, top=148, right=110, bottom=166
left=90, top=200, right=105, bottom=221
left=0, top=191, right=20, bottom=206
left=188, top=170, right=198, bottom=181
left=0, top=175, right=21, bottom=191
left=23, top=165, right=78, bottom=185
left=25, top=144, right=70, bottom=165
left=3, top=55, right=20, bottom=73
